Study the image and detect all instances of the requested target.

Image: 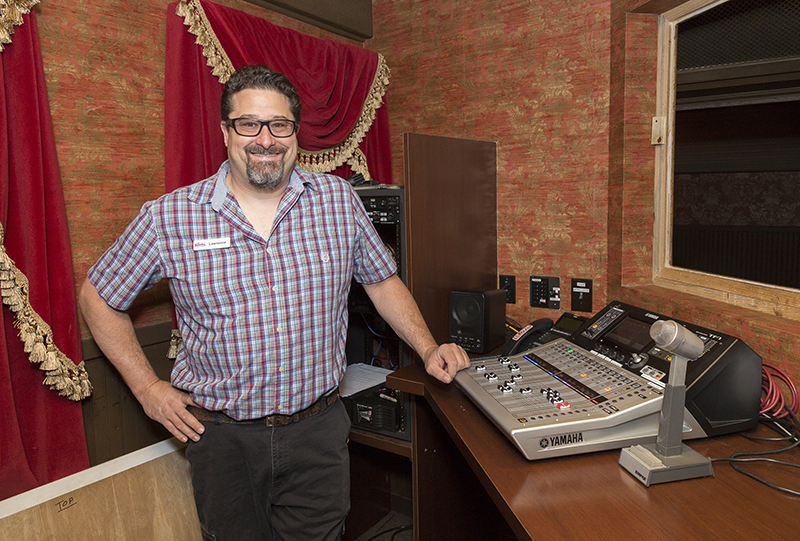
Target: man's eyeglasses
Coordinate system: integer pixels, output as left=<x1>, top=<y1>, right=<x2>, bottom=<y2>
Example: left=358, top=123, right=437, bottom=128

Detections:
left=227, top=117, right=297, bottom=138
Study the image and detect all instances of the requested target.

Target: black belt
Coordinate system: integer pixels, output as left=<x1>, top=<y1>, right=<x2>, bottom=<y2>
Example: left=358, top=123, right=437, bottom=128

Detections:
left=188, top=390, right=339, bottom=427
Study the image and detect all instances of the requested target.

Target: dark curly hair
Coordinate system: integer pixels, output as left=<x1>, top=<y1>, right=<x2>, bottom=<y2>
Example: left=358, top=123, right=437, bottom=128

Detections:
left=220, top=64, right=302, bottom=125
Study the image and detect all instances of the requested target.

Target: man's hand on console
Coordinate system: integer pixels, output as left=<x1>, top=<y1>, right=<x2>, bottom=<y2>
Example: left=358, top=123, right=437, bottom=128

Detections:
left=422, top=343, right=471, bottom=384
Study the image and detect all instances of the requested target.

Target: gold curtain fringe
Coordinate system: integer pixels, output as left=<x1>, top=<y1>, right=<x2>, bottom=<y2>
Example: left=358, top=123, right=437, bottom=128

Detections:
left=346, top=148, right=370, bottom=179
left=178, top=0, right=235, bottom=82
left=166, top=329, right=183, bottom=359
left=176, top=0, right=390, bottom=180
left=0, top=0, right=39, bottom=52
left=0, top=223, right=92, bottom=401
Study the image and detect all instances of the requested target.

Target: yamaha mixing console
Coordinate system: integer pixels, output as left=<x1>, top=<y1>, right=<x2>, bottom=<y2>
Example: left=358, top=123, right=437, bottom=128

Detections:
left=455, top=301, right=762, bottom=460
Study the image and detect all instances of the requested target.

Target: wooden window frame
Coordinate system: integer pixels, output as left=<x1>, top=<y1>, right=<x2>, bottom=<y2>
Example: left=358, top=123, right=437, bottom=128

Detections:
left=651, top=0, right=800, bottom=321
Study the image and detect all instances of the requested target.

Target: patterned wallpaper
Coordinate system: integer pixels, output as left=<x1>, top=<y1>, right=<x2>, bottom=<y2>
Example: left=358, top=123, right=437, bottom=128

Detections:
left=369, top=0, right=621, bottom=325
left=370, top=0, right=614, bottom=310
left=31, top=0, right=800, bottom=381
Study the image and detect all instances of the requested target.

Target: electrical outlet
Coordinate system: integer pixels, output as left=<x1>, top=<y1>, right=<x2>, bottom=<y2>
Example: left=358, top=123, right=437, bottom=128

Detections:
left=530, top=276, right=560, bottom=309
left=571, top=279, right=593, bottom=312
left=499, top=275, right=516, bottom=304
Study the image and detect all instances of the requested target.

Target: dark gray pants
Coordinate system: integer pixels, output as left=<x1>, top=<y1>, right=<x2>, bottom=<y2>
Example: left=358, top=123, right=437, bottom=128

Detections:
left=186, top=398, right=351, bottom=541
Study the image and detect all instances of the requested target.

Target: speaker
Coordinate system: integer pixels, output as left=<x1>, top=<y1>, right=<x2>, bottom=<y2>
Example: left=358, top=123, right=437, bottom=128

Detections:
left=449, top=289, right=506, bottom=353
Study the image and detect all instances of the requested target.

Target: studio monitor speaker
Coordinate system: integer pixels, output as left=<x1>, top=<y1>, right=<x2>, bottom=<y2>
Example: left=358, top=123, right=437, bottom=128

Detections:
left=449, top=289, right=506, bottom=353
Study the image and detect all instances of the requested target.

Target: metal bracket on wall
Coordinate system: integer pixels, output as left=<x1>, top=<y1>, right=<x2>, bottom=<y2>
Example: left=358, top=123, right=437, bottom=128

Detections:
left=651, top=117, right=666, bottom=145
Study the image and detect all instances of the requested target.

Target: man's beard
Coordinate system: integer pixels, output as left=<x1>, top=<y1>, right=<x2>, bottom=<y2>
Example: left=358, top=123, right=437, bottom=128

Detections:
left=245, top=144, right=287, bottom=190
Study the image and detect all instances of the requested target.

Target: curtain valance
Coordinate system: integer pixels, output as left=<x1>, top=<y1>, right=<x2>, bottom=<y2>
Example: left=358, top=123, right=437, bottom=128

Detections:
left=165, top=0, right=392, bottom=192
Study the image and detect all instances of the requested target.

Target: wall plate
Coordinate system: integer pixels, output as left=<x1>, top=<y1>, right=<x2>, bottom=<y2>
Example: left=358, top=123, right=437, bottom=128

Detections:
left=530, top=276, right=560, bottom=309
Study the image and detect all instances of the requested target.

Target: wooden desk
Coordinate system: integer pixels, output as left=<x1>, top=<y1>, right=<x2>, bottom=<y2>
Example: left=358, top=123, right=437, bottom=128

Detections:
left=388, top=362, right=800, bottom=540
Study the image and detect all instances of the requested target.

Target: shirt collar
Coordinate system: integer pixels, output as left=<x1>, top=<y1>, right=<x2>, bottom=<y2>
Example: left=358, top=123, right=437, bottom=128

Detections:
left=210, top=161, right=313, bottom=212
left=210, top=161, right=231, bottom=212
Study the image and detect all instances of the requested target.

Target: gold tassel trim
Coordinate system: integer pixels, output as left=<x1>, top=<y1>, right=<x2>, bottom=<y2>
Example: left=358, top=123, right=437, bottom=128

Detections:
left=176, top=0, right=390, bottom=181
left=166, top=328, right=182, bottom=360
left=0, top=223, right=92, bottom=400
left=0, top=0, right=40, bottom=52
left=177, top=0, right=236, bottom=83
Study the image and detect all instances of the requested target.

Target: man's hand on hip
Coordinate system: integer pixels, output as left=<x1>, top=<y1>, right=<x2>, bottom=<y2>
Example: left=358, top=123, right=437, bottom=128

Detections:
left=138, top=380, right=205, bottom=443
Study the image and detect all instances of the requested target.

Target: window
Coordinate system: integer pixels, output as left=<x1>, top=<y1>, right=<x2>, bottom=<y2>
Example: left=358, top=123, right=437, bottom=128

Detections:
left=651, top=0, right=800, bottom=319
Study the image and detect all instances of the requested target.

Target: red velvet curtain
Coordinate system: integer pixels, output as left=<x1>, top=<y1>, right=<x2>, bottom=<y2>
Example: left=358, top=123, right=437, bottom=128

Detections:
left=0, top=9, right=89, bottom=500
left=165, top=0, right=392, bottom=192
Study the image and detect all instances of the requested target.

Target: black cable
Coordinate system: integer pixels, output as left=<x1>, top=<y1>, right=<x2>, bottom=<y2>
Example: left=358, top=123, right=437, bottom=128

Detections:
left=370, top=340, right=398, bottom=369
left=711, top=410, right=800, bottom=497
left=506, top=316, right=523, bottom=334
left=740, top=413, right=798, bottom=442
left=360, top=313, right=397, bottom=368
left=721, top=457, right=800, bottom=497
left=370, top=340, right=386, bottom=366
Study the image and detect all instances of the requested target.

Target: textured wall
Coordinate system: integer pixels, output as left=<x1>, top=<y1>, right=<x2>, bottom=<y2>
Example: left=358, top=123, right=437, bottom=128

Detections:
left=369, top=0, right=615, bottom=321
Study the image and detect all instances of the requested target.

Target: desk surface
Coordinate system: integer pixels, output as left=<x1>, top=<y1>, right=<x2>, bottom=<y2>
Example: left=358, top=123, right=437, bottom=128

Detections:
left=388, top=363, right=800, bottom=540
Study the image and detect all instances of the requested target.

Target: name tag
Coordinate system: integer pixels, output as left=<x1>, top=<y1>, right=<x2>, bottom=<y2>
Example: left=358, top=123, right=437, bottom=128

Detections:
left=193, top=237, right=231, bottom=251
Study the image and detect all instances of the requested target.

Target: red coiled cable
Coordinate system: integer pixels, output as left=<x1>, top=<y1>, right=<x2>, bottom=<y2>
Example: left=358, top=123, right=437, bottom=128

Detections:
left=761, top=363, right=799, bottom=419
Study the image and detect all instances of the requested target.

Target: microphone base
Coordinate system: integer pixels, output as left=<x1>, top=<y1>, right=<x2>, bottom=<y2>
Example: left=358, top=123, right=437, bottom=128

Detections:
left=619, top=442, right=714, bottom=487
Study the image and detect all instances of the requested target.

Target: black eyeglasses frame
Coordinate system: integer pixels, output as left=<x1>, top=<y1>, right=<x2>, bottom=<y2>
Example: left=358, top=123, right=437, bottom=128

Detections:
left=226, top=117, right=298, bottom=138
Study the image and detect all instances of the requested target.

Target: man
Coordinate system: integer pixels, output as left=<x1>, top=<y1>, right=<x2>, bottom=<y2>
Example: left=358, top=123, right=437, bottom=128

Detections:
left=79, top=64, right=470, bottom=540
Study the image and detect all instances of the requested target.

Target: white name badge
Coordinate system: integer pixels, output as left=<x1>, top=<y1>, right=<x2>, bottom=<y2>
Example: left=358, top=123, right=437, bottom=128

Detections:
left=193, top=237, right=231, bottom=251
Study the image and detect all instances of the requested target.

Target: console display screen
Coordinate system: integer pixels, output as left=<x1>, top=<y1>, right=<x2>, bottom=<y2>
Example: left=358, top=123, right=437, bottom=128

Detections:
left=555, top=314, right=585, bottom=334
left=603, top=316, right=653, bottom=352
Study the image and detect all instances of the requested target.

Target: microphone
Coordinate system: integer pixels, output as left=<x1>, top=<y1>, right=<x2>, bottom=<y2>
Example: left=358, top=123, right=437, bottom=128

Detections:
left=649, top=320, right=703, bottom=360
left=619, top=319, right=715, bottom=484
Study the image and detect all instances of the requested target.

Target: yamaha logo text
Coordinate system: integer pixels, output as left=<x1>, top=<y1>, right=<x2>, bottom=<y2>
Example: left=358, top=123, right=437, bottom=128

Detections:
left=540, top=432, right=584, bottom=449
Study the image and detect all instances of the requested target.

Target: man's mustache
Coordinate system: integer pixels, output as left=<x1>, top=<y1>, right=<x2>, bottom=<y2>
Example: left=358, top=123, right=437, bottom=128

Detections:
left=246, top=144, right=287, bottom=156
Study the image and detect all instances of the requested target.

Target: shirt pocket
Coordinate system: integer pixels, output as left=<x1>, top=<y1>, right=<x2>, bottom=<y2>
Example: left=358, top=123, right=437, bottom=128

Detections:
left=168, top=236, right=257, bottom=326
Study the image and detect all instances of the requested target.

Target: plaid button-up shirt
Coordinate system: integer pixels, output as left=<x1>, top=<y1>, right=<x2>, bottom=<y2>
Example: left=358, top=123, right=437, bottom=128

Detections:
left=89, top=161, right=397, bottom=420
